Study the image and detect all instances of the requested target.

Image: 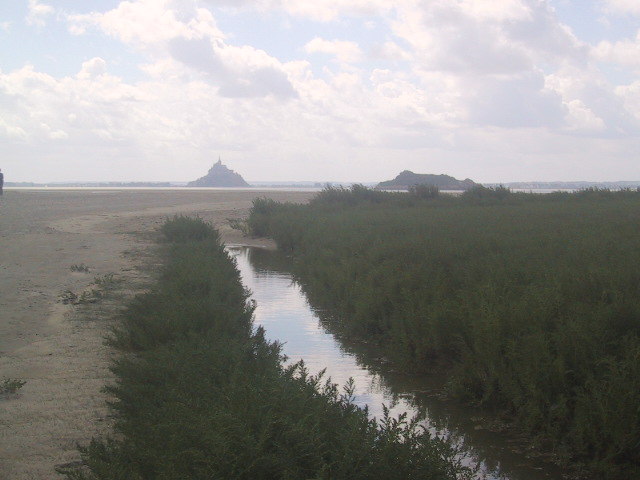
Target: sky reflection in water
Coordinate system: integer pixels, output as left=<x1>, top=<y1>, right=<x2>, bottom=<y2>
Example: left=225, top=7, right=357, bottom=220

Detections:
left=229, top=246, right=566, bottom=480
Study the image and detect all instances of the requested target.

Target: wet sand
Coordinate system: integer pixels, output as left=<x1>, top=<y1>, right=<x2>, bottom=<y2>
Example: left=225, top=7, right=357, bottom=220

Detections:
left=0, top=188, right=313, bottom=480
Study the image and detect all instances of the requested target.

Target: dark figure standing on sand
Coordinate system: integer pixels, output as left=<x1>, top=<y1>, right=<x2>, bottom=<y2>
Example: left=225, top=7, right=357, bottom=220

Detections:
left=0, top=169, right=3, bottom=195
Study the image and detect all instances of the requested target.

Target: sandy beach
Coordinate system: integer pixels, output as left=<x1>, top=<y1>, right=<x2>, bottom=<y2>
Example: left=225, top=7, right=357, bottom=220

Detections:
left=0, top=188, right=313, bottom=480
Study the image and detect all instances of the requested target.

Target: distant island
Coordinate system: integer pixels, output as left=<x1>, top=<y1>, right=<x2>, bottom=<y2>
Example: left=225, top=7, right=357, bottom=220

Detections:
left=376, top=171, right=476, bottom=190
left=188, top=159, right=250, bottom=187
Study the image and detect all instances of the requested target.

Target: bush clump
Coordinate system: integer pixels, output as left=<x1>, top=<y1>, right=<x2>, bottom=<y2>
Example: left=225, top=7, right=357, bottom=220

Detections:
left=160, top=214, right=218, bottom=243
left=409, top=184, right=440, bottom=199
left=0, top=378, right=26, bottom=394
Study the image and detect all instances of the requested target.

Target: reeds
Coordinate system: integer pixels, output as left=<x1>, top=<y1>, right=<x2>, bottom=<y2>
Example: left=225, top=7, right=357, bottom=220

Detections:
left=248, top=186, right=640, bottom=479
left=66, top=215, right=468, bottom=480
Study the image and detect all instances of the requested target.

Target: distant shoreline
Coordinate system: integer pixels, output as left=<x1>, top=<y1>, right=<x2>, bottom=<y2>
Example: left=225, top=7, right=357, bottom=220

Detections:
left=4, top=186, right=326, bottom=192
left=7, top=181, right=640, bottom=191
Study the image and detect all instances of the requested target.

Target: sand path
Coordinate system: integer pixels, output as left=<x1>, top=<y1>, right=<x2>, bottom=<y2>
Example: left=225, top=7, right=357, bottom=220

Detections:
left=0, top=189, right=312, bottom=480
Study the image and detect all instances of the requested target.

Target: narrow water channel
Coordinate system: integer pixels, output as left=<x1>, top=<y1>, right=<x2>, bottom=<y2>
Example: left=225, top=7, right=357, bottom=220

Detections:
left=228, top=246, right=567, bottom=480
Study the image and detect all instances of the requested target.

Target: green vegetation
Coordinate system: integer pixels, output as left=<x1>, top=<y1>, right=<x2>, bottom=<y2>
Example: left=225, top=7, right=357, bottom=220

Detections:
left=71, top=263, right=90, bottom=273
left=60, top=289, right=80, bottom=305
left=159, top=214, right=214, bottom=242
left=59, top=273, right=119, bottom=306
left=0, top=378, right=26, bottom=395
left=66, top=215, right=469, bottom=480
left=248, top=185, right=640, bottom=479
left=93, top=273, right=119, bottom=289
left=227, top=216, right=250, bottom=236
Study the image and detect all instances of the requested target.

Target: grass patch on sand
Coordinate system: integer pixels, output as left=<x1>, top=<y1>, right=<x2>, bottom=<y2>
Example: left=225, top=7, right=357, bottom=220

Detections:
left=0, top=378, right=26, bottom=395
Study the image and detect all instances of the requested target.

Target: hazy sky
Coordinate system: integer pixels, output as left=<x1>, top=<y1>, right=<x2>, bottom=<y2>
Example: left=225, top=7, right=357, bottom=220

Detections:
left=1, top=0, right=639, bottom=182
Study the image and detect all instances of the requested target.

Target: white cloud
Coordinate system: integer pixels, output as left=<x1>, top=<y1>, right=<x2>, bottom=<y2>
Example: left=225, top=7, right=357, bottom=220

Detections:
left=68, top=0, right=223, bottom=44
left=465, top=71, right=566, bottom=128
left=168, top=37, right=297, bottom=98
left=78, top=57, right=108, bottom=79
left=304, top=37, right=364, bottom=63
left=278, top=0, right=393, bottom=21
left=593, top=31, right=640, bottom=72
left=393, top=0, right=584, bottom=75
left=371, top=41, right=412, bottom=61
left=616, top=81, right=640, bottom=122
left=26, top=0, right=54, bottom=27
left=203, top=0, right=398, bottom=21
left=376, top=0, right=614, bottom=134
left=68, top=0, right=296, bottom=99
left=601, top=0, right=640, bottom=15
left=0, top=118, right=27, bottom=140
left=546, top=67, right=639, bottom=136
left=456, top=0, right=532, bottom=22
left=563, top=99, right=606, bottom=132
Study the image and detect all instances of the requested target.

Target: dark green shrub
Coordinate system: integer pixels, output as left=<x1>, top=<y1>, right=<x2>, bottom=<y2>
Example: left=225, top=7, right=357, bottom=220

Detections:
left=310, top=185, right=392, bottom=207
left=160, top=215, right=218, bottom=243
left=409, top=184, right=440, bottom=199
left=247, top=197, right=281, bottom=237
left=461, top=184, right=511, bottom=201
left=0, top=378, right=26, bottom=394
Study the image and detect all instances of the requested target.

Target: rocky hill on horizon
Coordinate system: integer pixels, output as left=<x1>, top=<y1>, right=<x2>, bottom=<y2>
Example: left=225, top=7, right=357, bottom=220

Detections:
left=376, top=170, right=476, bottom=190
left=188, top=159, right=250, bottom=187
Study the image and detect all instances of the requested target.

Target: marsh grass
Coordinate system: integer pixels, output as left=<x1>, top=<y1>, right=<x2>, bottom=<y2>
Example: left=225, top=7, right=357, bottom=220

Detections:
left=58, top=274, right=119, bottom=306
left=93, top=273, right=119, bottom=289
left=0, top=378, right=26, bottom=395
left=227, top=217, right=250, bottom=236
left=67, top=216, right=469, bottom=480
left=70, top=263, right=90, bottom=273
left=60, top=290, right=79, bottom=305
left=160, top=214, right=217, bottom=243
left=248, top=186, right=640, bottom=479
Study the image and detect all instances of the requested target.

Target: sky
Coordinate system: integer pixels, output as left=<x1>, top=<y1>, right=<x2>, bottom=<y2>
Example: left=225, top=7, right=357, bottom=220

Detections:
left=1, top=0, right=639, bottom=183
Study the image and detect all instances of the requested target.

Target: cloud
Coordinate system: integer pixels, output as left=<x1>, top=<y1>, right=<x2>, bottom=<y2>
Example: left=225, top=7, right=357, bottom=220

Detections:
left=68, top=0, right=296, bottom=99
left=278, top=0, right=393, bottom=21
left=546, top=67, right=640, bottom=136
left=0, top=63, right=145, bottom=145
left=377, top=0, right=617, bottom=134
left=616, top=81, right=640, bottom=122
left=466, top=71, right=566, bottom=128
left=168, top=37, right=296, bottom=98
left=563, top=99, right=606, bottom=133
left=68, top=0, right=223, bottom=44
left=393, top=0, right=584, bottom=75
left=200, top=0, right=396, bottom=21
left=370, top=41, right=412, bottom=61
left=304, top=38, right=364, bottom=63
left=78, top=57, right=108, bottom=79
left=26, top=0, right=54, bottom=27
left=601, top=0, right=640, bottom=15
left=593, top=32, right=640, bottom=72
left=455, top=0, right=532, bottom=22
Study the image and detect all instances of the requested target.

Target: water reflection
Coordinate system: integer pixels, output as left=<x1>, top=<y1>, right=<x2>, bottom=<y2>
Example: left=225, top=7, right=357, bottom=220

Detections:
left=228, top=246, right=566, bottom=480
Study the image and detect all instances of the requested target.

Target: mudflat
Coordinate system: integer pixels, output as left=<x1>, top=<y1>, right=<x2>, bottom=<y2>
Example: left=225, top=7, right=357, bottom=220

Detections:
left=0, top=188, right=313, bottom=480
